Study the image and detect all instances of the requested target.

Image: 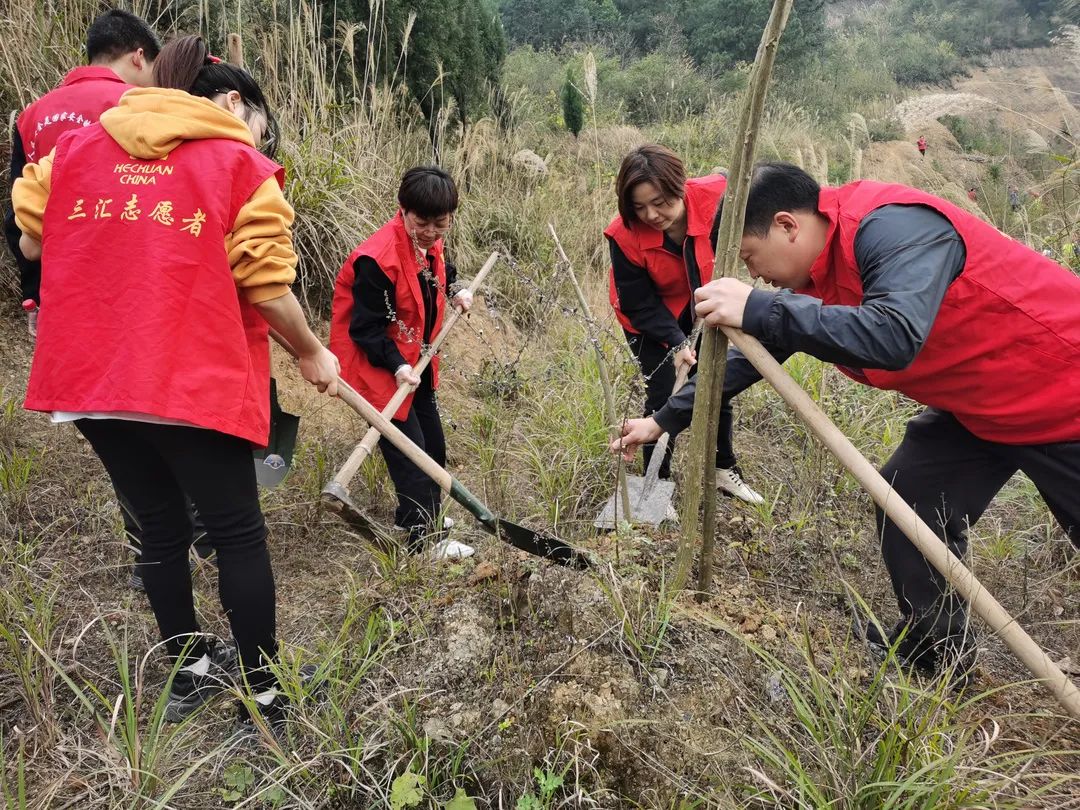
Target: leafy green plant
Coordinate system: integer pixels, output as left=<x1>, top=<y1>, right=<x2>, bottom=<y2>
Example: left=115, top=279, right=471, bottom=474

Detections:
left=28, top=623, right=228, bottom=803
left=516, top=765, right=568, bottom=809
left=220, top=762, right=256, bottom=802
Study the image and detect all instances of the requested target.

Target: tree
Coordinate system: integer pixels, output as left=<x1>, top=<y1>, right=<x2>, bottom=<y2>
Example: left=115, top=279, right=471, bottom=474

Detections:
left=679, top=0, right=826, bottom=74
left=329, top=0, right=507, bottom=134
left=500, top=0, right=619, bottom=48
left=561, top=68, right=585, bottom=136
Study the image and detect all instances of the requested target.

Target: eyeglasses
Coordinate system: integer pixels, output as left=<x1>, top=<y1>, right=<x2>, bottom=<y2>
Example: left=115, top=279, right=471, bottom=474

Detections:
left=404, top=212, right=453, bottom=237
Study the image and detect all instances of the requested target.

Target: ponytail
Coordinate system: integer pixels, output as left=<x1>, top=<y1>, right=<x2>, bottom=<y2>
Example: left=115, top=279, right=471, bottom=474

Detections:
left=152, top=34, right=207, bottom=90
left=153, top=35, right=279, bottom=159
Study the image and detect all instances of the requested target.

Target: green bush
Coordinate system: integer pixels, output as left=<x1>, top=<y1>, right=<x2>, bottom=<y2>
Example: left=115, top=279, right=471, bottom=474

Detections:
left=867, top=116, right=905, bottom=143
left=885, top=32, right=965, bottom=85
left=603, top=50, right=715, bottom=125
left=939, top=114, right=1010, bottom=155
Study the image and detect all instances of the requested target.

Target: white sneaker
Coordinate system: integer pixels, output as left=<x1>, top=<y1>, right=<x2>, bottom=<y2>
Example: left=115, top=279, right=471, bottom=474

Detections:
left=716, top=467, right=764, bottom=505
left=430, top=538, right=475, bottom=561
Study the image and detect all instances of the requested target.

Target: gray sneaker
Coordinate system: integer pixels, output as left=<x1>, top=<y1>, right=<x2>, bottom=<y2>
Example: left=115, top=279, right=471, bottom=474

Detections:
left=231, top=664, right=321, bottom=742
left=163, top=638, right=239, bottom=722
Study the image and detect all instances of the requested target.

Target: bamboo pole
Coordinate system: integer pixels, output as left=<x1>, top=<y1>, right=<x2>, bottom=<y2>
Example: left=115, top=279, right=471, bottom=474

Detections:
left=675, top=0, right=795, bottom=596
left=548, top=223, right=632, bottom=524
left=724, top=326, right=1080, bottom=720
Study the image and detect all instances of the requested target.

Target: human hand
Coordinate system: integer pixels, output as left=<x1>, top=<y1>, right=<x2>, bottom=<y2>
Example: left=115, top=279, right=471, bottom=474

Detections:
left=453, top=289, right=474, bottom=312
left=300, top=347, right=340, bottom=396
left=694, top=277, right=754, bottom=328
left=19, top=233, right=41, bottom=262
left=609, top=417, right=663, bottom=462
left=674, top=345, right=696, bottom=374
left=395, top=363, right=421, bottom=387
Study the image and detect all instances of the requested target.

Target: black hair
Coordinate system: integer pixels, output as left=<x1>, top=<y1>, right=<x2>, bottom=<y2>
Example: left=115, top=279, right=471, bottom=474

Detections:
left=615, top=144, right=686, bottom=228
left=86, top=9, right=161, bottom=63
left=398, top=166, right=459, bottom=218
left=710, top=162, right=821, bottom=248
left=153, top=35, right=279, bottom=159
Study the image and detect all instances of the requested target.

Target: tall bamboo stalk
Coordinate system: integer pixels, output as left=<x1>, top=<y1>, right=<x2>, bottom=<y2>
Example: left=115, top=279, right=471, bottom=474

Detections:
left=549, top=223, right=632, bottom=526
left=674, top=0, right=794, bottom=596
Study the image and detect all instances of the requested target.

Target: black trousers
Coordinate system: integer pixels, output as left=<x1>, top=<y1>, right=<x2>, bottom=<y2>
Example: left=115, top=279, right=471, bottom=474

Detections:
left=877, top=408, right=1080, bottom=641
left=118, top=490, right=213, bottom=562
left=625, top=330, right=736, bottom=479
left=76, top=419, right=277, bottom=689
left=379, top=369, right=445, bottom=549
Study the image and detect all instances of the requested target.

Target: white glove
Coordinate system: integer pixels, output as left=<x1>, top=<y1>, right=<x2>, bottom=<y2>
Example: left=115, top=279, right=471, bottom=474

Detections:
left=453, top=289, right=474, bottom=312
left=395, top=364, right=421, bottom=387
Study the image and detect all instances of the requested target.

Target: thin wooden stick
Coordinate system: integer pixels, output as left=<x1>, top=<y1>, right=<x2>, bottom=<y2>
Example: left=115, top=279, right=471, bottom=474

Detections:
left=548, top=223, right=632, bottom=525
left=676, top=0, right=795, bottom=596
left=725, top=325, right=1080, bottom=720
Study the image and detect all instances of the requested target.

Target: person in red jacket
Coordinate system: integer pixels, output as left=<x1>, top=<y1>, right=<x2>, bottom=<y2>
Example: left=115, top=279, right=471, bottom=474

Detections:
left=330, top=167, right=475, bottom=560
left=13, top=35, right=339, bottom=733
left=917, top=136, right=927, bottom=156
left=2, top=10, right=176, bottom=589
left=5, top=8, right=160, bottom=328
left=615, top=162, right=1080, bottom=676
left=607, top=144, right=762, bottom=505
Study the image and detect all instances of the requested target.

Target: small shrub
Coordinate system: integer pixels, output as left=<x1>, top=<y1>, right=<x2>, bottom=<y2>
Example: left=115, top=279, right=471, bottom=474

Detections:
left=867, top=116, right=905, bottom=142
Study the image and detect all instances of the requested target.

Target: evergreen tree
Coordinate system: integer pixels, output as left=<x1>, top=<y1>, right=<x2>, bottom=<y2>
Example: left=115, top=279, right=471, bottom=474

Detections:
left=561, top=68, right=585, bottom=137
left=327, top=0, right=506, bottom=132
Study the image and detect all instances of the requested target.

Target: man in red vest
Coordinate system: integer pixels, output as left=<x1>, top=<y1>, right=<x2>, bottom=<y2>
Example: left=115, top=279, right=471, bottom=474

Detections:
left=614, top=162, right=1080, bottom=676
left=5, top=8, right=160, bottom=332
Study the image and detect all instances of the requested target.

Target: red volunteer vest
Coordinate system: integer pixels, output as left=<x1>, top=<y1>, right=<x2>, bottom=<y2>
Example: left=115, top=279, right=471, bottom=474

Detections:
left=17, top=67, right=130, bottom=163
left=806, top=181, right=1080, bottom=444
left=329, top=213, right=448, bottom=420
left=606, top=174, right=727, bottom=340
left=24, top=124, right=286, bottom=446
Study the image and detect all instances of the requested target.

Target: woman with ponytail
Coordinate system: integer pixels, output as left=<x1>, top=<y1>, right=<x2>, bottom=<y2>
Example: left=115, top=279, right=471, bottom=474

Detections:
left=13, top=35, right=338, bottom=734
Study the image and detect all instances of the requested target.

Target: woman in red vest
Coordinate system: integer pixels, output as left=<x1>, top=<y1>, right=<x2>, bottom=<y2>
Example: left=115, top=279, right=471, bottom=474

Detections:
left=330, top=167, right=475, bottom=560
left=13, top=35, right=339, bottom=733
left=607, top=144, right=762, bottom=505
left=617, top=162, right=1080, bottom=676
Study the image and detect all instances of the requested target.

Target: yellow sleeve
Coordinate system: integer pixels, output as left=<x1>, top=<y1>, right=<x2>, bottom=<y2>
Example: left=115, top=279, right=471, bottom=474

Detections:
left=227, top=176, right=298, bottom=304
left=12, top=153, right=54, bottom=242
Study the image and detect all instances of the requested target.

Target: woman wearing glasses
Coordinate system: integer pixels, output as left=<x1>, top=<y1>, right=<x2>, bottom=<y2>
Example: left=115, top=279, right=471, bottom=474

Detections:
left=330, top=166, right=475, bottom=560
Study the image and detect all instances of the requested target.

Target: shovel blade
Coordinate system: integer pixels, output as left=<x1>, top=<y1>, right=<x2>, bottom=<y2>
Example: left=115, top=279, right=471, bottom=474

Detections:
left=594, top=475, right=677, bottom=530
left=321, top=481, right=396, bottom=550
left=491, top=517, right=591, bottom=569
left=253, top=378, right=300, bottom=489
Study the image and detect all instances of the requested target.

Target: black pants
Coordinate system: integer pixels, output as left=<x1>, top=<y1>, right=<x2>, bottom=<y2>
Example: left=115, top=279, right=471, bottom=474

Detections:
left=877, top=408, right=1080, bottom=641
left=625, top=330, right=735, bottom=479
left=76, top=419, right=277, bottom=689
left=379, top=369, right=444, bottom=550
left=117, top=490, right=213, bottom=562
